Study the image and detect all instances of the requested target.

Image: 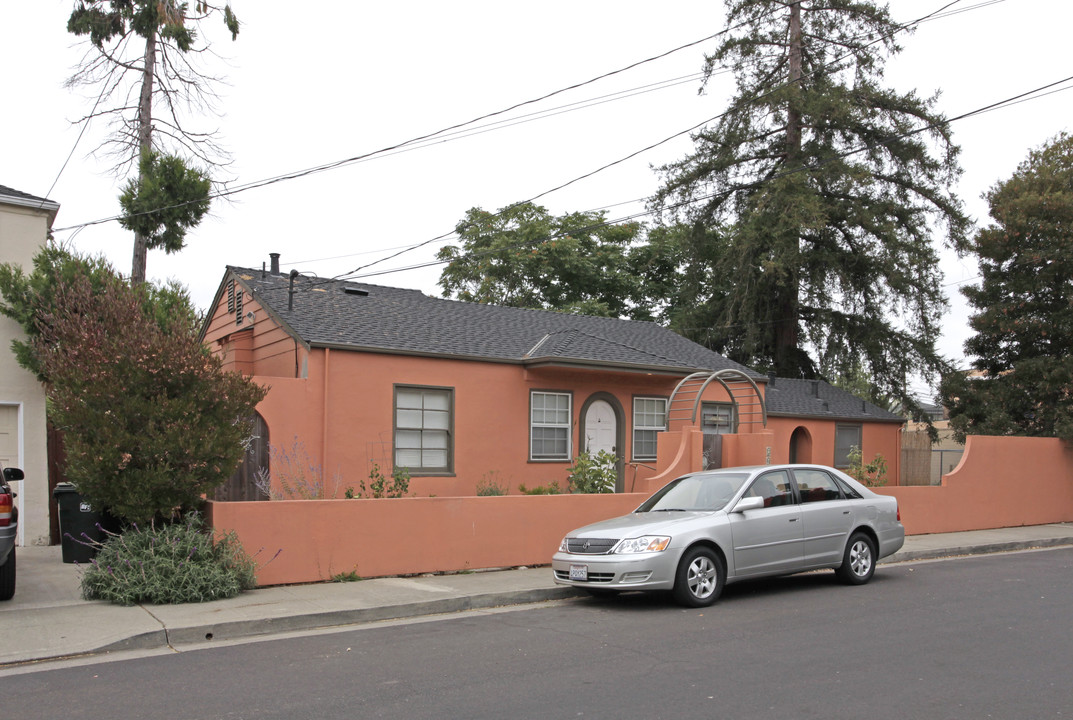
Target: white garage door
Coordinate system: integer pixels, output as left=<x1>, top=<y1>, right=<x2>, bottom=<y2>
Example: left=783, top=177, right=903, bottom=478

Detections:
left=0, top=404, right=18, bottom=468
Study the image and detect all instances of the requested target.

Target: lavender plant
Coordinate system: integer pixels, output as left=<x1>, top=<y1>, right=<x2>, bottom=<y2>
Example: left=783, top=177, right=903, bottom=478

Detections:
left=79, top=513, right=261, bottom=605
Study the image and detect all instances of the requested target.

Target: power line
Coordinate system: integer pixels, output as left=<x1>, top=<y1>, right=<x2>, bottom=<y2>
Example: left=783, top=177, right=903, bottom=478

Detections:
left=336, top=74, right=1073, bottom=285
left=327, top=0, right=984, bottom=280
left=50, top=25, right=748, bottom=235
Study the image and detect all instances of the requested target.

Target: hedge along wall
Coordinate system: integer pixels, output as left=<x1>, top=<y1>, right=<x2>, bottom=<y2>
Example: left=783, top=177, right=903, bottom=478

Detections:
left=877, top=435, right=1073, bottom=535
left=208, top=435, right=1073, bottom=587
left=207, top=492, right=645, bottom=586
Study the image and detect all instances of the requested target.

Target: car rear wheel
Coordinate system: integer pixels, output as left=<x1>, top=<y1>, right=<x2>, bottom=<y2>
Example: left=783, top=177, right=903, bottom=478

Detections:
left=672, top=546, right=725, bottom=608
left=0, top=548, right=15, bottom=601
left=836, top=532, right=876, bottom=585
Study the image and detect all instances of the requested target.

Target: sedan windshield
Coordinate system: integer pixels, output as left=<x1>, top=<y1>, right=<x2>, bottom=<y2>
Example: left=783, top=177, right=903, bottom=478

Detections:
left=636, top=473, right=750, bottom=512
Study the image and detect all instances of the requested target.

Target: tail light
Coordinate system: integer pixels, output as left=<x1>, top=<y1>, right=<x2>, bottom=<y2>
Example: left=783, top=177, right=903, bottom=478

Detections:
left=0, top=491, right=12, bottom=527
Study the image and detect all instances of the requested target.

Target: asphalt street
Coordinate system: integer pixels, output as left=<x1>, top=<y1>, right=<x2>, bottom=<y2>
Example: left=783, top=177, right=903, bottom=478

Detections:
left=5, top=547, right=1072, bottom=720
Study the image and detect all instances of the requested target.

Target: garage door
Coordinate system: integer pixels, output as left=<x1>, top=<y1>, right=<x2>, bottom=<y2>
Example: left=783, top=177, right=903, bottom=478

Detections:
left=0, top=404, right=18, bottom=468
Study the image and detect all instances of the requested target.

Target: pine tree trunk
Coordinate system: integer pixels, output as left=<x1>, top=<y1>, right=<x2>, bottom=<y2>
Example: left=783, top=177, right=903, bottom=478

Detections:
left=775, top=1, right=804, bottom=375
left=131, top=30, right=157, bottom=285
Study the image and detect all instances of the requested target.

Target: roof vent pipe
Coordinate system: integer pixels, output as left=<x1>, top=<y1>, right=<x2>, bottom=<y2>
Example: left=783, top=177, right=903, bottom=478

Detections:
left=270, top=253, right=281, bottom=275
left=288, top=269, right=298, bottom=310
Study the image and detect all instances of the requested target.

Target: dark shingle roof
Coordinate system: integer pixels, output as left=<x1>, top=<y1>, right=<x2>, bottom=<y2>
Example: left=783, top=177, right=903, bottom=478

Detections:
left=0, top=185, right=52, bottom=204
left=228, top=267, right=761, bottom=377
left=764, top=377, right=903, bottom=423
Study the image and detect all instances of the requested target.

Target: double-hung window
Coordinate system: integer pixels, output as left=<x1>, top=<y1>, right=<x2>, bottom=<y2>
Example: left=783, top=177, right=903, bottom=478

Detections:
left=395, top=386, right=453, bottom=473
left=530, top=391, right=571, bottom=461
left=632, top=397, right=667, bottom=461
left=834, top=424, right=862, bottom=469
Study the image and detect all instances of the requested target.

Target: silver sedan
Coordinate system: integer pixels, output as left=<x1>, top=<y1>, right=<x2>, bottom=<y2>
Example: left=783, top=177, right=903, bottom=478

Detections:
left=552, top=464, right=904, bottom=607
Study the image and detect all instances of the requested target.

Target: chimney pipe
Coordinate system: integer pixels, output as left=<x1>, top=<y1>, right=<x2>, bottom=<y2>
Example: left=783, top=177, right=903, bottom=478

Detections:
left=270, top=253, right=281, bottom=275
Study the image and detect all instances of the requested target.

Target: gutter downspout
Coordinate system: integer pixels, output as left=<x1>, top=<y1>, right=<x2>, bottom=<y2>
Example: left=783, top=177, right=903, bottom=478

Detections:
left=322, top=347, right=331, bottom=483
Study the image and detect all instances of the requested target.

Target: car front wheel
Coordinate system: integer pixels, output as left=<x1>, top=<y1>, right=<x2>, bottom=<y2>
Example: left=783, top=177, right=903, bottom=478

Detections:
left=0, top=548, right=15, bottom=601
left=836, top=532, right=876, bottom=585
left=672, top=546, right=725, bottom=608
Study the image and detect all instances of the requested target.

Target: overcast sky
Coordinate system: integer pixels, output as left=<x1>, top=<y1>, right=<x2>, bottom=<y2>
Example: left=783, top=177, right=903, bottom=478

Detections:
left=3, top=1, right=1071, bottom=398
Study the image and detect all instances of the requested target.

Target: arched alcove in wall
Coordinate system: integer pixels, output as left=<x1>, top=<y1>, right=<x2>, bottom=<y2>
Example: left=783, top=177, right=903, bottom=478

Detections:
left=789, top=426, right=813, bottom=464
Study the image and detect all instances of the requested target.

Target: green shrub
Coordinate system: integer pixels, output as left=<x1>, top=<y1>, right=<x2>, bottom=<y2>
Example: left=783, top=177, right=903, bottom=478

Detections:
left=349, top=463, right=410, bottom=499
left=476, top=471, right=510, bottom=496
left=79, top=513, right=259, bottom=605
left=847, top=446, right=888, bottom=487
left=567, top=450, right=618, bottom=493
left=517, top=481, right=561, bottom=495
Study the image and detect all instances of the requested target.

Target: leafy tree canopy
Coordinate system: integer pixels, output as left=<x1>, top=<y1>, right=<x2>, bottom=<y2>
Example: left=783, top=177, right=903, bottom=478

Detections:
left=437, top=202, right=681, bottom=322
left=119, top=150, right=212, bottom=255
left=652, top=0, right=969, bottom=414
left=0, top=245, right=198, bottom=381
left=940, top=133, right=1073, bottom=442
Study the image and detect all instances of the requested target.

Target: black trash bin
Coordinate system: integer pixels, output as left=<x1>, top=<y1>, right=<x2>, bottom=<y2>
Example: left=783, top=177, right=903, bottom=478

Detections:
left=53, top=483, right=113, bottom=563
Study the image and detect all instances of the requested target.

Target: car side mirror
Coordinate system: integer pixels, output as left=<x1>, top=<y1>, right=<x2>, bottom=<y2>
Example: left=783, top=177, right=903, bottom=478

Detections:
left=732, top=496, right=764, bottom=513
left=2, top=467, right=23, bottom=482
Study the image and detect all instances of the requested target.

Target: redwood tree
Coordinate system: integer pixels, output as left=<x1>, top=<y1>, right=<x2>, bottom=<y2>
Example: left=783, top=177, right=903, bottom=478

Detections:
left=652, top=0, right=969, bottom=417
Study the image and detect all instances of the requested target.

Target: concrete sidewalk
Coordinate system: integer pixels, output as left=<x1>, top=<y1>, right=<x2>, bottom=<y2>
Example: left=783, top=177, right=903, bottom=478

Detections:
left=3, top=523, right=1073, bottom=668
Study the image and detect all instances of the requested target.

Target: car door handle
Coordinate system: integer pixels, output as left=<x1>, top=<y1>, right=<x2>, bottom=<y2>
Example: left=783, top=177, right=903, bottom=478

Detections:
left=788, top=518, right=798, bottom=522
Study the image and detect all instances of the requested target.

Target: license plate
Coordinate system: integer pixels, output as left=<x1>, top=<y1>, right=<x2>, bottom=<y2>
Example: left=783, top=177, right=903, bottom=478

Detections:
left=569, top=564, right=588, bottom=581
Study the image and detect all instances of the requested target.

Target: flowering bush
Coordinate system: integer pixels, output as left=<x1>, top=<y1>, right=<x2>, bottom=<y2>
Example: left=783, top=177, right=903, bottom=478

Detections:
left=33, top=269, right=266, bottom=523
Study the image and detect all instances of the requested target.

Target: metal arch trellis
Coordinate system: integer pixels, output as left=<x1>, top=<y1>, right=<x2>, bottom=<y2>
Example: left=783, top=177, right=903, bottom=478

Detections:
left=667, top=369, right=767, bottom=431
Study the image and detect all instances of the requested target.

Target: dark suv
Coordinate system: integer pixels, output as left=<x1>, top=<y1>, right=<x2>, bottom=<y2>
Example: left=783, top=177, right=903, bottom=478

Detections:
left=1, top=464, right=21, bottom=601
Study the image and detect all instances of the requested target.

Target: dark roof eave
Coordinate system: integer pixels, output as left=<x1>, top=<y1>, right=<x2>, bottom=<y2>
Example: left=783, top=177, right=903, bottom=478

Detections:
left=307, top=341, right=703, bottom=376
left=766, top=411, right=905, bottom=424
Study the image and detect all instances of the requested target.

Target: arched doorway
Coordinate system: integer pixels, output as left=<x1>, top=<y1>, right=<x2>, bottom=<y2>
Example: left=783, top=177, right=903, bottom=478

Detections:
left=789, top=426, right=813, bottom=464
left=578, top=393, right=625, bottom=491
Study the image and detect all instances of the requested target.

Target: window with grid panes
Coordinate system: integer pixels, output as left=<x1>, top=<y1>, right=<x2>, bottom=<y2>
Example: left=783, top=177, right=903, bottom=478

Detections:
left=394, top=386, right=452, bottom=473
left=834, top=424, right=862, bottom=469
left=632, top=397, right=667, bottom=461
left=530, top=391, right=571, bottom=461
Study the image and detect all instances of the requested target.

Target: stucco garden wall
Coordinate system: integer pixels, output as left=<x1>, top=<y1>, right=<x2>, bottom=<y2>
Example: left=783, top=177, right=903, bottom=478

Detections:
left=208, top=492, right=644, bottom=586
left=877, top=435, right=1073, bottom=535
left=209, top=434, right=1073, bottom=587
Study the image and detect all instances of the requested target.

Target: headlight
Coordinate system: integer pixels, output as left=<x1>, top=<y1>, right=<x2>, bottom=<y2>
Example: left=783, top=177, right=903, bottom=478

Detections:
left=558, top=537, right=569, bottom=552
left=615, top=536, right=671, bottom=554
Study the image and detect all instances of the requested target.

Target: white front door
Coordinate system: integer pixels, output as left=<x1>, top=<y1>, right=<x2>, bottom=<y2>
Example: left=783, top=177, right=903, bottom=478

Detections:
left=583, top=400, right=616, bottom=455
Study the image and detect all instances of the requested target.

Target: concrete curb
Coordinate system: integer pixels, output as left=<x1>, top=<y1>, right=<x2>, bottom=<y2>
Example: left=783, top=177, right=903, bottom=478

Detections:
left=883, top=535, right=1073, bottom=564
left=106, top=536, right=1073, bottom=655
left=95, top=586, right=589, bottom=654
left=6, top=528, right=1072, bottom=668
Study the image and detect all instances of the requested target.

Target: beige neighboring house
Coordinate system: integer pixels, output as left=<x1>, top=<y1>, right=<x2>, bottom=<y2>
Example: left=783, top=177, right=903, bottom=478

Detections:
left=0, top=185, right=58, bottom=547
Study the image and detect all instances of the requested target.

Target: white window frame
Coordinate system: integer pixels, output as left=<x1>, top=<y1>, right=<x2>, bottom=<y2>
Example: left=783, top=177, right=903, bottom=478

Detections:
left=394, top=385, right=453, bottom=474
left=530, top=391, right=572, bottom=461
left=632, top=396, right=667, bottom=462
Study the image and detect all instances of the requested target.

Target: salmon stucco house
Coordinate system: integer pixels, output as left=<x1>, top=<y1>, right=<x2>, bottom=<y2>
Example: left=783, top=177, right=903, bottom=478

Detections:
left=201, top=255, right=904, bottom=500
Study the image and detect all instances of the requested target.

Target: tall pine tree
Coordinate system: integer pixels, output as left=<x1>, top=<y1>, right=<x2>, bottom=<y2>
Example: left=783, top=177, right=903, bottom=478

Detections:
left=67, top=1, right=239, bottom=283
left=652, top=0, right=968, bottom=417
left=940, top=133, right=1073, bottom=442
